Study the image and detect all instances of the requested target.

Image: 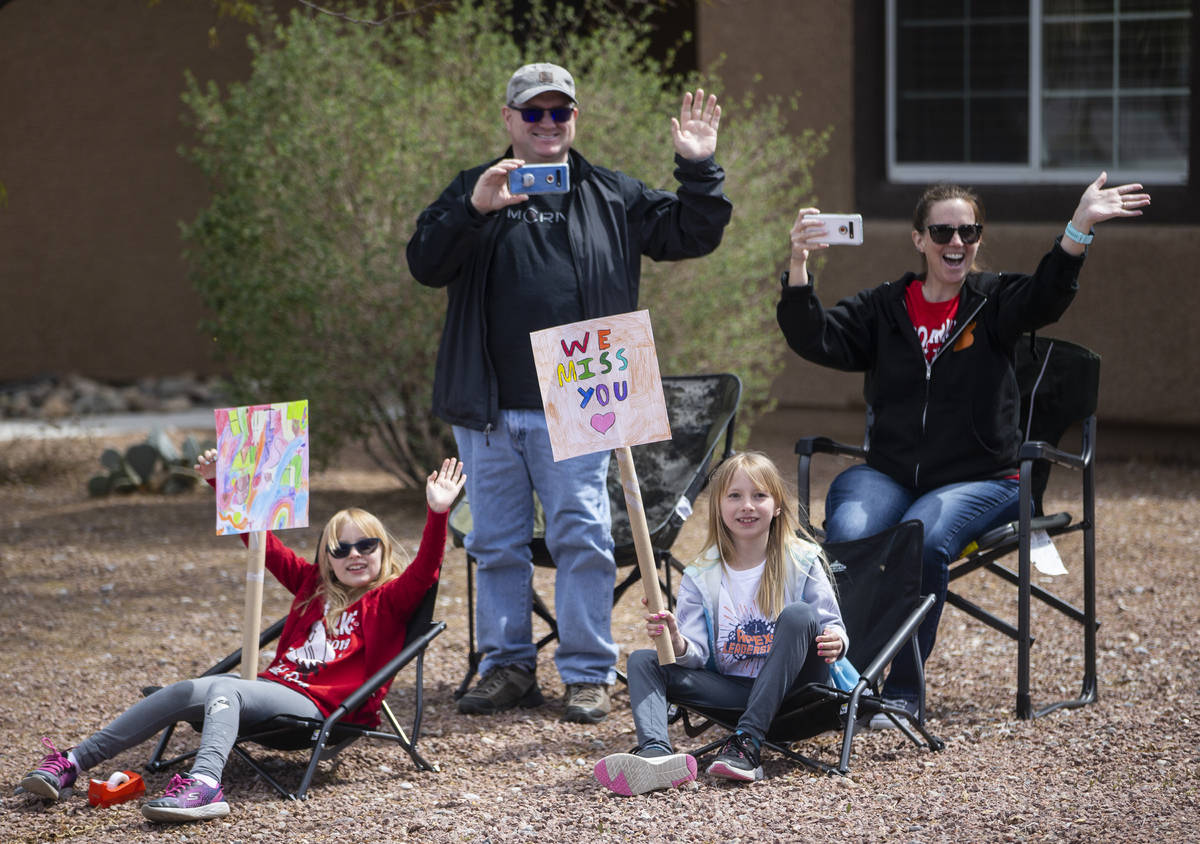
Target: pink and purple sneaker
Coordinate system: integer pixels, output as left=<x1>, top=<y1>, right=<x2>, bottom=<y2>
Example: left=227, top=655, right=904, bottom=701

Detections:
left=140, top=774, right=230, bottom=823
left=19, top=737, right=78, bottom=801
left=594, top=746, right=697, bottom=796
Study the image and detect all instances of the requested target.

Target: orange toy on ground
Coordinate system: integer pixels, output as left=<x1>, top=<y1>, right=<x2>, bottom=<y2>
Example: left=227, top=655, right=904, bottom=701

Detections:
left=88, top=771, right=145, bottom=807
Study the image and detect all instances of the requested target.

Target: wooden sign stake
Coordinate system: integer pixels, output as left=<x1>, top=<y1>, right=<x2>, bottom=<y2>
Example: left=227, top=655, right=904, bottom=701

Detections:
left=241, top=530, right=267, bottom=680
left=615, top=446, right=675, bottom=665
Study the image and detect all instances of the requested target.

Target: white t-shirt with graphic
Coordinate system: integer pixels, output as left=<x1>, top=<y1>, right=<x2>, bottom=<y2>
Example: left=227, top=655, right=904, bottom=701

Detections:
left=714, top=561, right=775, bottom=678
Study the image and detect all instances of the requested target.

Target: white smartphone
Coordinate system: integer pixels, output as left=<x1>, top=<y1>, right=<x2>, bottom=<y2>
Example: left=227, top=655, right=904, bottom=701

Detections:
left=806, top=213, right=864, bottom=246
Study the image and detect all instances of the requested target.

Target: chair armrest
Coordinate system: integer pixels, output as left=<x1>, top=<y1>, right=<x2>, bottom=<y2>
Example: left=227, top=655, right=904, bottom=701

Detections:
left=330, top=621, right=447, bottom=722
left=795, top=437, right=866, bottom=533
left=795, top=436, right=866, bottom=459
left=858, top=594, right=937, bottom=686
left=1017, top=440, right=1086, bottom=471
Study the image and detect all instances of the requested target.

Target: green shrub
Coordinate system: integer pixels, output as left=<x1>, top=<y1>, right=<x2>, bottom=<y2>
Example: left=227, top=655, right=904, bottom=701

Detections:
left=183, top=1, right=827, bottom=483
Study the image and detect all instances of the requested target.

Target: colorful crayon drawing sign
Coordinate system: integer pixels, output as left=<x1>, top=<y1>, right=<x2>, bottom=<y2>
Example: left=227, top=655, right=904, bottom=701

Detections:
left=530, top=310, right=671, bottom=462
left=213, top=400, right=310, bottom=535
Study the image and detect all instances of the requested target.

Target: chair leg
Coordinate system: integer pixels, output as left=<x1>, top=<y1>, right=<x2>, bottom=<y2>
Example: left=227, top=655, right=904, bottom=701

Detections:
left=1017, top=462, right=1034, bottom=719
left=531, top=589, right=559, bottom=650
left=231, top=744, right=297, bottom=801
left=292, top=722, right=338, bottom=801
left=145, top=724, right=179, bottom=772
left=1081, top=452, right=1099, bottom=704
left=1031, top=451, right=1100, bottom=718
left=455, top=553, right=480, bottom=700
left=389, top=659, right=438, bottom=773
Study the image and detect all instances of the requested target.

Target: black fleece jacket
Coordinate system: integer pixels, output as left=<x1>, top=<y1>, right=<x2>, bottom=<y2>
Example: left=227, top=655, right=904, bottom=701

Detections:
left=777, top=239, right=1085, bottom=491
left=406, top=147, right=732, bottom=431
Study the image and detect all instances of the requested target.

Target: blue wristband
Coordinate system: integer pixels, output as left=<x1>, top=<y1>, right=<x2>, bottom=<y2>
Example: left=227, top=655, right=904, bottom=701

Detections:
left=1064, top=221, right=1094, bottom=245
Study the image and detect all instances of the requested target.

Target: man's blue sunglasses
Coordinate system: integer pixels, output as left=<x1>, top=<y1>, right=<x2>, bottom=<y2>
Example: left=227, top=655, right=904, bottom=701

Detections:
left=511, top=106, right=575, bottom=124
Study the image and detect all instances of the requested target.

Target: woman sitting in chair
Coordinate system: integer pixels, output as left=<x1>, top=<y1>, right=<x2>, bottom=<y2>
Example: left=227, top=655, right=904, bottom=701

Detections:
left=17, top=453, right=464, bottom=824
left=776, top=174, right=1149, bottom=726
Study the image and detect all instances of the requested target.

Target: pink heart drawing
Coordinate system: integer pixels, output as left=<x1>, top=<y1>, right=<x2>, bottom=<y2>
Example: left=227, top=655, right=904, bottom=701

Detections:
left=590, top=412, right=616, bottom=435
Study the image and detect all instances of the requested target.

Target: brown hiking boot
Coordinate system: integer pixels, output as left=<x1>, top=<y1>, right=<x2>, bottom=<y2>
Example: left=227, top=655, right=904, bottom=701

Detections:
left=562, top=683, right=611, bottom=723
left=457, top=664, right=544, bottom=715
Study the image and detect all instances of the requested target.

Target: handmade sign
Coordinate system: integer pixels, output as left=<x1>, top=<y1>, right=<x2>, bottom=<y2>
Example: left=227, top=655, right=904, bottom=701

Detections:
left=531, top=311, right=675, bottom=663
left=213, top=400, right=310, bottom=535
left=213, top=400, right=310, bottom=679
left=529, top=310, right=671, bottom=462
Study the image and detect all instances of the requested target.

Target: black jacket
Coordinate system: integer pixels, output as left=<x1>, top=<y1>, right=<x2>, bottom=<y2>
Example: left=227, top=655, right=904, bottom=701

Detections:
left=777, top=240, right=1085, bottom=491
left=406, top=148, right=732, bottom=430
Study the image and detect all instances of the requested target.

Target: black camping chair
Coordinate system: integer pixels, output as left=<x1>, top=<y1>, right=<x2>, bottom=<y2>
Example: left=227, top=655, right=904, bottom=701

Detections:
left=143, top=581, right=445, bottom=800
left=450, top=373, right=742, bottom=695
left=668, top=520, right=945, bottom=775
left=795, top=335, right=1100, bottom=719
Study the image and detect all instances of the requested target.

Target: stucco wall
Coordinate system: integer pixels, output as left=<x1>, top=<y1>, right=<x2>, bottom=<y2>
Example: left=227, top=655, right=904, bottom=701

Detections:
left=0, top=0, right=253, bottom=382
left=1, top=0, right=1195, bottom=444
left=697, top=0, right=1200, bottom=437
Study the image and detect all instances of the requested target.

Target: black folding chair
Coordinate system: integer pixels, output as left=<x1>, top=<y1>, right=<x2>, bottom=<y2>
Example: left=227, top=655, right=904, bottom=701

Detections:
left=669, top=520, right=945, bottom=775
left=450, top=373, right=742, bottom=695
left=795, top=335, right=1101, bottom=720
left=945, top=336, right=1100, bottom=718
left=143, top=582, right=445, bottom=800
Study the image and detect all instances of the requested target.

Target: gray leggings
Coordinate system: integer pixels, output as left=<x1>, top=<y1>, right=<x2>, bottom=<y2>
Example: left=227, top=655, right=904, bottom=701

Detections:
left=628, top=601, right=829, bottom=748
left=72, top=675, right=320, bottom=783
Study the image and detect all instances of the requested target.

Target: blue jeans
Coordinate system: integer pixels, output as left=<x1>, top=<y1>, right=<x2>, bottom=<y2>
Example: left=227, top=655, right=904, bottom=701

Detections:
left=454, top=410, right=619, bottom=685
left=824, top=464, right=1019, bottom=703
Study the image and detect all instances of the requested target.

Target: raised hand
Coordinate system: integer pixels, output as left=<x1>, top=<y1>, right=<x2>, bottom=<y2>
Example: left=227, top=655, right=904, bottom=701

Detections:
left=470, top=158, right=528, bottom=215
left=784, top=206, right=829, bottom=285
left=194, top=447, right=218, bottom=481
left=670, top=88, right=721, bottom=162
left=790, top=206, right=832, bottom=262
left=426, top=457, right=466, bottom=514
left=1073, top=171, right=1151, bottom=229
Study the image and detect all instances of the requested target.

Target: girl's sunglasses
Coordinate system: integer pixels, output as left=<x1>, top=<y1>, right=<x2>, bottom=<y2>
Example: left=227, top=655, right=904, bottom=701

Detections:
left=923, top=223, right=983, bottom=245
left=512, top=106, right=575, bottom=124
left=329, top=537, right=382, bottom=558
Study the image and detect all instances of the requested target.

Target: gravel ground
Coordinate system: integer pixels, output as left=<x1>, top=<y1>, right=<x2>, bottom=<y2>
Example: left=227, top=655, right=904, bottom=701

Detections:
left=1, top=430, right=1198, bottom=843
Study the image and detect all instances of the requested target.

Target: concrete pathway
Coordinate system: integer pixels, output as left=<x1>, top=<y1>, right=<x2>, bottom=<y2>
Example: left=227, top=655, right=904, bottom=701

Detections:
left=0, top=409, right=215, bottom=441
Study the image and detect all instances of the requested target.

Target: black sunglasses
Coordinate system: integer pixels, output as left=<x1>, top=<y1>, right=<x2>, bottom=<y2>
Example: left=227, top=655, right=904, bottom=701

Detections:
left=329, top=537, right=382, bottom=559
left=923, top=223, right=983, bottom=245
left=512, top=105, right=575, bottom=124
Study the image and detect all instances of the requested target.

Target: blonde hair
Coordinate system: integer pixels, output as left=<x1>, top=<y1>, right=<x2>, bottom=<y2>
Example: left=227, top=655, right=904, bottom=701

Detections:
left=698, top=451, right=829, bottom=620
left=301, top=508, right=408, bottom=631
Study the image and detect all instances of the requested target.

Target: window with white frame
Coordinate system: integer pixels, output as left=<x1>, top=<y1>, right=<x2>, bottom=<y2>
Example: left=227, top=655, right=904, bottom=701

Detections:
left=886, top=0, right=1191, bottom=185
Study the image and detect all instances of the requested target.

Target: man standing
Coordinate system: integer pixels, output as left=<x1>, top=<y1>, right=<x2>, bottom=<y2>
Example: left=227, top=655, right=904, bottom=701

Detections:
left=407, top=63, right=730, bottom=723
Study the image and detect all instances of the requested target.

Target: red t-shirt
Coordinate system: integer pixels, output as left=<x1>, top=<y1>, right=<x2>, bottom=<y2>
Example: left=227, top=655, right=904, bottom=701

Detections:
left=905, top=281, right=960, bottom=363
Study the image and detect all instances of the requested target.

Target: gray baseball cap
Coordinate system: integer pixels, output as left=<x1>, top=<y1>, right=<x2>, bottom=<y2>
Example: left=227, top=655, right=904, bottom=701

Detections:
left=506, top=63, right=576, bottom=106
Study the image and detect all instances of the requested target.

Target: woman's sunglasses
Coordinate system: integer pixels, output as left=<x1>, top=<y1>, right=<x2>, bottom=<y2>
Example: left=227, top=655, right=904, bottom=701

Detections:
left=923, top=223, right=983, bottom=245
left=329, top=537, right=382, bottom=558
left=512, top=106, right=575, bottom=124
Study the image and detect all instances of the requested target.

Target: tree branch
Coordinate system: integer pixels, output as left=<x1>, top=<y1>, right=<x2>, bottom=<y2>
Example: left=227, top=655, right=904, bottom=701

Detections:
left=295, top=0, right=448, bottom=27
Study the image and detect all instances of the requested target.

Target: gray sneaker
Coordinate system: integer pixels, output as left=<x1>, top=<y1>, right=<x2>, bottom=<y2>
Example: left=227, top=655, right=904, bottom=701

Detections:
left=562, top=683, right=611, bottom=724
left=867, top=697, right=921, bottom=730
left=457, top=664, right=543, bottom=715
